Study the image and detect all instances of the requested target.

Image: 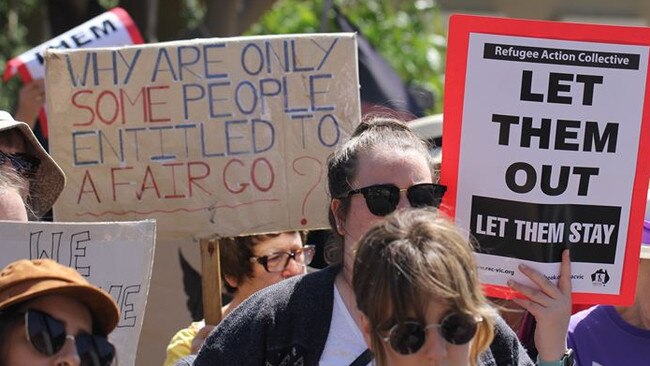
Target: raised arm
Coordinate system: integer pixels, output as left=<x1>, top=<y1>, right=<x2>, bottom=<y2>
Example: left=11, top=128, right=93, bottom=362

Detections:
left=508, top=249, right=572, bottom=363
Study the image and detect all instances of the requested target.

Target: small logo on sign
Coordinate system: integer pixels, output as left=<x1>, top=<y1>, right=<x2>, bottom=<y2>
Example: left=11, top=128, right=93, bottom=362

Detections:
left=591, top=269, right=610, bottom=286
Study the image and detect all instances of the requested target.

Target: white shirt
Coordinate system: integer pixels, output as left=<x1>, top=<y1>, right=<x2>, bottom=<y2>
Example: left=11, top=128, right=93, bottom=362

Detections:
left=319, top=284, right=371, bottom=366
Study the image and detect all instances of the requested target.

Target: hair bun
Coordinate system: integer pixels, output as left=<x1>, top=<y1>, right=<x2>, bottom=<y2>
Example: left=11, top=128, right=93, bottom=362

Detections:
left=351, top=116, right=412, bottom=137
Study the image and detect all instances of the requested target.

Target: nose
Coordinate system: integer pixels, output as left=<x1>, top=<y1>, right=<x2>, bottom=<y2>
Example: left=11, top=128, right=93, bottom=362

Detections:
left=396, top=189, right=411, bottom=210
left=55, top=337, right=81, bottom=366
left=423, top=329, right=447, bottom=362
left=281, top=255, right=306, bottom=278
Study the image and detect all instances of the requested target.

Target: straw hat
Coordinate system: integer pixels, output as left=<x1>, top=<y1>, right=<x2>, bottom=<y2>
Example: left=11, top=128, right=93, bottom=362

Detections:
left=0, top=259, right=119, bottom=335
left=0, top=111, right=65, bottom=217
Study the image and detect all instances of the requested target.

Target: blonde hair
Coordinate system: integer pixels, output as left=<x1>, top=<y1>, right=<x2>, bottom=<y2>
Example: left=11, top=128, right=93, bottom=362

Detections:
left=353, top=208, right=495, bottom=366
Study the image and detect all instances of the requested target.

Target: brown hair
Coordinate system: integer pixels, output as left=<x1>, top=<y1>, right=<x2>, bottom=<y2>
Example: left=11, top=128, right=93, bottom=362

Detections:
left=353, top=208, right=495, bottom=366
left=0, top=303, right=22, bottom=364
left=219, top=231, right=306, bottom=293
left=325, top=115, right=438, bottom=264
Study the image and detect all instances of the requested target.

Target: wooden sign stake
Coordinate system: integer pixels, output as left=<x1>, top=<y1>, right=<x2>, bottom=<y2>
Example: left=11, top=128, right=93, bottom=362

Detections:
left=200, top=238, right=223, bottom=325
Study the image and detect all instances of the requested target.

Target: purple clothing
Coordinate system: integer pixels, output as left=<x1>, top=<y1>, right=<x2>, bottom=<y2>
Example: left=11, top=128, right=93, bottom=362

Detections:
left=568, top=305, right=650, bottom=366
left=643, top=220, right=649, bottom=245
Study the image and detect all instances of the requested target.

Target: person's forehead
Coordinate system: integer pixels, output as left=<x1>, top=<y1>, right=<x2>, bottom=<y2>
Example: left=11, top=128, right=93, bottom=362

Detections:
left=353, top=148, right=431, bottom=185
left=253, top=232, right=302, bottom=254
left=24, top=294, right=93, bottom=333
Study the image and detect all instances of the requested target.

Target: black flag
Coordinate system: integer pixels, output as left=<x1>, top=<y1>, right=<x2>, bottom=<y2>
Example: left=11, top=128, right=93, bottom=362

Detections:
left=333, top=6, right=428, bottom=120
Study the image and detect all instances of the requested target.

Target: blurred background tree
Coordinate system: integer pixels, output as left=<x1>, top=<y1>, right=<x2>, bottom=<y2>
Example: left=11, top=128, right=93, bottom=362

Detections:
left=249, top=0, right=446, bottom=113
left=0, top=0, right=445, bottom=115
left=0, top=0, right=41, bottom=113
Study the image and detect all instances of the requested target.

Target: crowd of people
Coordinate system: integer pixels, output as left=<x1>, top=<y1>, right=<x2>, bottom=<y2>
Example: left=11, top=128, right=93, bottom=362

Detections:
left=0, top=73, right=649, bottom=365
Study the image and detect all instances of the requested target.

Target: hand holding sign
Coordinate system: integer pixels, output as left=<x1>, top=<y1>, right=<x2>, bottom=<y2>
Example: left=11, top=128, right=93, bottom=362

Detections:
left=15, top=80, right=46, bottom=127
left=508, top=249, right=572, bottom=362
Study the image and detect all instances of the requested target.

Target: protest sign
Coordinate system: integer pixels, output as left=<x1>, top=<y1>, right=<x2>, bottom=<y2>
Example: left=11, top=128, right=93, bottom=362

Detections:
left=45, top=33, right=360, bottom=239
left=0, top=219, right=156, bottom=366
left=3, top=7, right=142, bottom=138
left=3, top=7, right=142, bottom=83
left=442, top=15, right=650, bottom=305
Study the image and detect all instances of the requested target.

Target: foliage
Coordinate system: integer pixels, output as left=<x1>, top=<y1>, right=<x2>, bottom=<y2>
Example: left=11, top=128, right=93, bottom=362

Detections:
left=248, top=0, right=447, bottom=113
left=0, top=1, right=40, bottom=112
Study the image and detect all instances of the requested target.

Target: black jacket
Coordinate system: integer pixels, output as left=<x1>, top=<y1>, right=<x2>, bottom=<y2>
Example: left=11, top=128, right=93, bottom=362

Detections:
left=193, top=265, right=534, bottom=366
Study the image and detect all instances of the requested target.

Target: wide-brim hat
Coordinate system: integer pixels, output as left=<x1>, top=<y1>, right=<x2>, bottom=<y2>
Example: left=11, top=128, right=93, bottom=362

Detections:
left=0, top=259, right=119, bottom=335
left=0, top=111, right=65, bottom=217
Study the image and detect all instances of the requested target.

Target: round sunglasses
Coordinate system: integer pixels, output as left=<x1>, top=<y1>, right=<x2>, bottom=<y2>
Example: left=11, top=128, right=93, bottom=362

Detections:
left=341, top=183, right=447, bottom=216
left=380, top=312, right=481, bottom=355
left=23, top=309, right=115, bottom=366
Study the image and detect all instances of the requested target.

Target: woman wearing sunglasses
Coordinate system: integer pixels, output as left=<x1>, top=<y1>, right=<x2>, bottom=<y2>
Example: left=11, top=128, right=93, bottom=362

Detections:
left=0, top=258, right=119, bottom=366
left=193, top=116, right=572, bottom=366
left=0, top=111, right=65, bottom=220
left=165, top=232, right=315, bottom=366
left=353, top=208, right=495, bottom=366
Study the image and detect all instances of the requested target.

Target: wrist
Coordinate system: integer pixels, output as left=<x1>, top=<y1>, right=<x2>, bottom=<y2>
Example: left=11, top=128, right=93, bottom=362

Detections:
left=537, top=349, right=574, bottom=366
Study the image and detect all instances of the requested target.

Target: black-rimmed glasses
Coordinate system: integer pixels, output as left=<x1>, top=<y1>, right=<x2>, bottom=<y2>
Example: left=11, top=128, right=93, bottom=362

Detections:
left=0, top=151, right=40, bottom=178
left=23, top=309, right=115, bottom=366
left=380, top=312, right=481, bottom=355
left=249, top=245, right=316, bottom=273
left=341, top=183, right=447, bottom=216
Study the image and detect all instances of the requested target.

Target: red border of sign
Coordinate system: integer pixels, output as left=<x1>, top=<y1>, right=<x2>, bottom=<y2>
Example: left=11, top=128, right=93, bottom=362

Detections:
left=110, top=7, right=144, bottom=45
left=3, top=7, right=143, bottom=84
left=441, top=14, right=650, bottom=305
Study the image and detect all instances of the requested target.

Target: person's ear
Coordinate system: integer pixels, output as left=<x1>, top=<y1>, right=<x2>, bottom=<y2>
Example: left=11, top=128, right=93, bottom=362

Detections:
left=360, top=313, right=374, bottom=351
left=224, top=275, right=239, bottom=289
left=331, top=199, right=347, bottom=235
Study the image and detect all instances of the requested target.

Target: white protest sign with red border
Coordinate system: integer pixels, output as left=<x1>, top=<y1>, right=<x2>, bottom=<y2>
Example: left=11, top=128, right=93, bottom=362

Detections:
left=442, top=15, right=650, bottom=305
left=3, top=7, right=142, bottom=83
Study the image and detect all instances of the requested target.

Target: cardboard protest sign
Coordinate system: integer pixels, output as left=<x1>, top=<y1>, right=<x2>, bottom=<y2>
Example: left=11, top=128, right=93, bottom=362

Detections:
left=0, top=220, right=156, bottom=366
left=3, top=7, right=142, bottom=83
left=442, top=15, right=650, bottom=305
left=45, top=33, right=360, bottom=239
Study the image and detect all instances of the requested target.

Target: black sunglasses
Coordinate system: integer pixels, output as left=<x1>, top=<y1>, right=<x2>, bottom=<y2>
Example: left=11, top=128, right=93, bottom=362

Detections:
left=249, top=245, right=316, bottom=273
left=380, top=312, right=481, bottom=355
left=342, top=183, right=447, bottom=216
left=24, top=309, right=115, bottom=366
left=0, top=151, right=40, bottom=178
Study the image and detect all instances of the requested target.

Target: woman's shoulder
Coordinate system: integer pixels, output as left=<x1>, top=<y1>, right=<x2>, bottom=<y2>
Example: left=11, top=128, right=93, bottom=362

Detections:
left=195, top=266, right=340, bottom=365
left=226, top=265, right=339, bottom=322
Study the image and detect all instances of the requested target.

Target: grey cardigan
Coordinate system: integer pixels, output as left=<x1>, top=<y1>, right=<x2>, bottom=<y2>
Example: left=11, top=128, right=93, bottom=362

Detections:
left=193, top=265, right=534, bottom=366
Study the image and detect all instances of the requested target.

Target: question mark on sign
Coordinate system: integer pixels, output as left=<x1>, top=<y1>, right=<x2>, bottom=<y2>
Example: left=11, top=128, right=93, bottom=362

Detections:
left=292, top=156, right=323, bottom=226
